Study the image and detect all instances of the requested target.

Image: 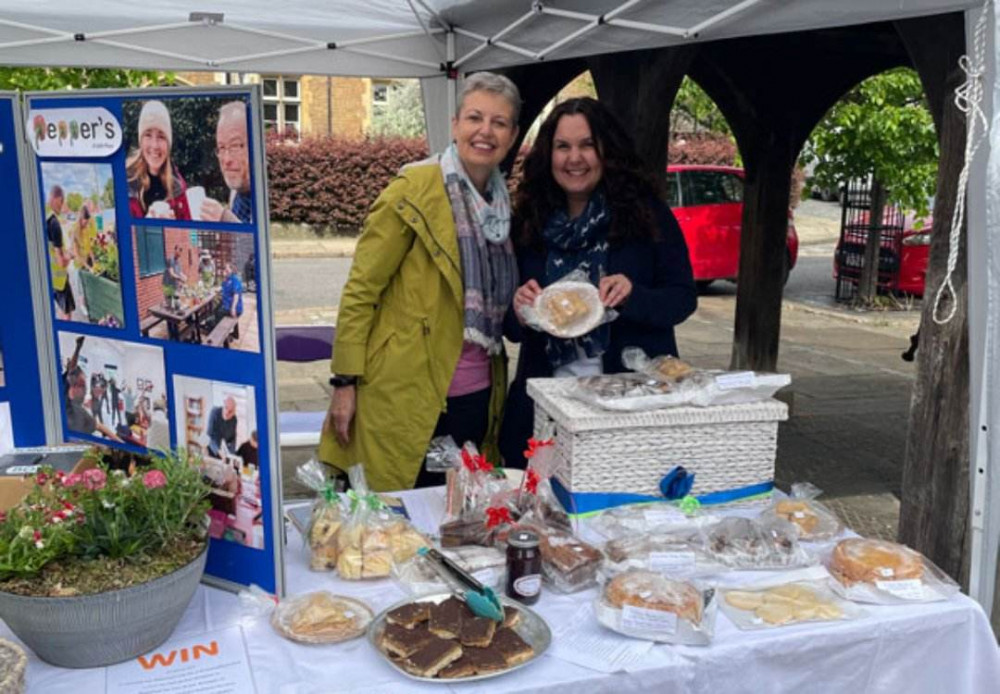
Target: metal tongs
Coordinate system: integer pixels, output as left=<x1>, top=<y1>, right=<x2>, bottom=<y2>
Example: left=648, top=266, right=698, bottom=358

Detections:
left=417, top=546, right=504, bottom=622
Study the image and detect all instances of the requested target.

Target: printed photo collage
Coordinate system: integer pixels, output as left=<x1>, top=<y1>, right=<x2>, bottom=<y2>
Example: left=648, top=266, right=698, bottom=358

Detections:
left=39, top=94, right=266, bottom=551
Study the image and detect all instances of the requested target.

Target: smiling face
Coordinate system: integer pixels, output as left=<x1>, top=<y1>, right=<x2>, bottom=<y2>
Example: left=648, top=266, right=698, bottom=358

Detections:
left=451, top=90, right=518, bottom=191
left=140, top=127, right=169, bottom=175
left=216, top=111, right=249, bottom=193
left=550, top=114, right=604, bottom=215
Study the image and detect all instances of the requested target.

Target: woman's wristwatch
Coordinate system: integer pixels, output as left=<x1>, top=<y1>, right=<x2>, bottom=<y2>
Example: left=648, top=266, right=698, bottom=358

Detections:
left=329, top=375, right=358, bottom=387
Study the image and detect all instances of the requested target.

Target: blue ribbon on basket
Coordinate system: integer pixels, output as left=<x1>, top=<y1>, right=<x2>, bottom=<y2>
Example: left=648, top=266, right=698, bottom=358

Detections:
left=550, top=477, right=774, bottom=517
left=659, top=466, right=694, bottom=500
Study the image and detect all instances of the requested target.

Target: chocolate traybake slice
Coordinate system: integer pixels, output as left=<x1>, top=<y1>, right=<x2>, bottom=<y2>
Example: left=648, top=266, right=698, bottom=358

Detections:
left=428, top=596, right=464, bottom=639
left=379, top=622, right=434, bottom=658
left=492, top=628, right=534, bottom=666
left=460, top=615, right=497, bottom=648
left=466, top=645, right=509, bottom=674
left=386, top=601, right=431, bottom=629
left=437, top=654, right=479, bottom=679
left=502, top=606, right=521, bottom=629
left=403, top=638, right=463, bottom=678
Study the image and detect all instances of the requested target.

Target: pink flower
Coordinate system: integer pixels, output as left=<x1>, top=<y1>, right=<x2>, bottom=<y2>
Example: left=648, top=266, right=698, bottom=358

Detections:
left=0, top=511, right=6, bottom=523
left=82, top=468, right=106, bottom=491
left=142, top=470, right=168, bottom=489
left=35, top=471, right=49, bottom=486
left=62, top=473, right=83, bottom=488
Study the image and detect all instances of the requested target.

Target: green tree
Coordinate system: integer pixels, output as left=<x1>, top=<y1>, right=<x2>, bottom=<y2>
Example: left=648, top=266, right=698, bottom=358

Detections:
left=65, top=192, right=83, bottom=212
left=370, top=80, right=426, bottom=139
left=671, top=77, right=732, bottom=136
left=801, top=68, right=938, bottom=302
left=102, top=176, right=115, bottom=209
left=0, top=67, right=168, bottom=91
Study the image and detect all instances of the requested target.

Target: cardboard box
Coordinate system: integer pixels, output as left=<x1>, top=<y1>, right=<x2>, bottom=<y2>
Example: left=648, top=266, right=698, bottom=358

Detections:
left=0, top=446, right=93, bottom=511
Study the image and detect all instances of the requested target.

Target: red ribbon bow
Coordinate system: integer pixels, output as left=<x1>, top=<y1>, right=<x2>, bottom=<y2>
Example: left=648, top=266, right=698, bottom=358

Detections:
left=462, top=449, right=493, bottom=473
left=523, top=438, right=554, bottom=460
left=525, top=469, right=541, bottom=495
left=485, top=506, right=513, bottom=528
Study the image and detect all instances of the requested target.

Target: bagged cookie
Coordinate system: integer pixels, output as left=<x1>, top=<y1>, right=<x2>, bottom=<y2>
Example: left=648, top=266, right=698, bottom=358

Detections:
left=517, top=269, right=616, bottom=339
left=516, top=437, right=571, bottom=531
left=701, top=516, right=815, bottom=570
left=439, top=442, right=514, bottom=547
left=294, top=459, right=344, bottom=571
left=758, top=483, right=843, bottom=542
left=720, top=580, right=864, bottom=630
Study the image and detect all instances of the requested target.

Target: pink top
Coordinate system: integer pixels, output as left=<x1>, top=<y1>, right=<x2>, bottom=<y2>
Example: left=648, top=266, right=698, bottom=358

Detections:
left=447, top=342, right=491, bottom=397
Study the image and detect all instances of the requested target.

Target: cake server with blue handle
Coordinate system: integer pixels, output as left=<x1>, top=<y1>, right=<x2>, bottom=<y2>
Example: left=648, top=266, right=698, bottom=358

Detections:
left=417, top=546, right=504, bottom=621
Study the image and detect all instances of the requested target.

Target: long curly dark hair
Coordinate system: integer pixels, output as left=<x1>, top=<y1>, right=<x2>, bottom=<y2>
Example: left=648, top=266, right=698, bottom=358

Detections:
left=513, top=97, right=661, bottom=250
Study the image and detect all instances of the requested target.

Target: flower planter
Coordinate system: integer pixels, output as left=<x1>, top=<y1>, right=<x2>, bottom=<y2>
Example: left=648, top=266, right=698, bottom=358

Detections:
left=0, top=544, right=207, bottom=669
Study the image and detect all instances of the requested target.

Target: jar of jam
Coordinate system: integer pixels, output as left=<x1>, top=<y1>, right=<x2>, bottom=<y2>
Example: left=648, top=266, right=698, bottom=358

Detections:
left=506, top=530, right=542, bottom=605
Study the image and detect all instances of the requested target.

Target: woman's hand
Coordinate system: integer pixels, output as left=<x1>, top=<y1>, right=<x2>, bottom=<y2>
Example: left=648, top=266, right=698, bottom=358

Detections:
left=324, top=385, right=357, bottom=447
left=599, top=274, right=633, bottom=308
left=513, top=279, right=543, bottom=325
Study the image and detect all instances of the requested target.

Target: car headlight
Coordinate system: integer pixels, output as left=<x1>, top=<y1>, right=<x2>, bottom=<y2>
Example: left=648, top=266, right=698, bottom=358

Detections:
left=902, top=233, right=932, bottom=246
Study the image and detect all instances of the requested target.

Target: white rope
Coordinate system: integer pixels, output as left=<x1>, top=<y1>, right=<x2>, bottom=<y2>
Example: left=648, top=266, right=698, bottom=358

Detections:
left=933, top=0, right=992, bottom=325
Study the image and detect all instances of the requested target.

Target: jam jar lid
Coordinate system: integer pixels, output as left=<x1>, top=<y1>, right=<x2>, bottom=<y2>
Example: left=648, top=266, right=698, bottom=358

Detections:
left=508, top=530, right=539, bottom=549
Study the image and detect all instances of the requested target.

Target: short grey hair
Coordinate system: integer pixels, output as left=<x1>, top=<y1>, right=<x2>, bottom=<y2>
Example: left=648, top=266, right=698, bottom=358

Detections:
left=457, top=72, right=522, bottom=123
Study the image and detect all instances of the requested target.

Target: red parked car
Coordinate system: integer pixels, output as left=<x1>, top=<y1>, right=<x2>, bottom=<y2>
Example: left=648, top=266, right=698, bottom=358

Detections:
left=666, top=165, right=799, bottom=288
left=833, top=214, right=931, bottom=296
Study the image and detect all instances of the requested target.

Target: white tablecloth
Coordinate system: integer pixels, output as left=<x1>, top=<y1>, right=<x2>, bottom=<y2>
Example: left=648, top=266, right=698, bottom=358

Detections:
left=8, top=487, right=1000, bottom=694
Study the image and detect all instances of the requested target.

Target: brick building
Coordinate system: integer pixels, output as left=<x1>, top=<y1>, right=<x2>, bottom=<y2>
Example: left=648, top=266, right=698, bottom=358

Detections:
left=176, top=72, right=401, bottom=138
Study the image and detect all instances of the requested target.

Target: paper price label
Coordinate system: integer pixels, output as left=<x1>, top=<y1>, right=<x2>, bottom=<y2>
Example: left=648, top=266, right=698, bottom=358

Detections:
left=715, top=371, right=757, bottom=390
left=621, top=605, right=678, bottom=635
left=643, top=507, right=685, bottom=526
left=648, top=551, right=697, bottom=574
left=875, top=579, right=926, bottom=600
left=5, top=465, right=39, bottom=475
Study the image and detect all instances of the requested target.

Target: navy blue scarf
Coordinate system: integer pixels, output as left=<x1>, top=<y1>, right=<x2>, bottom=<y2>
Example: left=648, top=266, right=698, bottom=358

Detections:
left=542, top=192, right=611, bottom=369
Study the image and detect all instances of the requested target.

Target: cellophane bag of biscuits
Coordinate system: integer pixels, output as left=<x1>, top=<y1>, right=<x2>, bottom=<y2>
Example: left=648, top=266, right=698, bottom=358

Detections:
left=516, top=437, right=571, bottom=531
left=439, top=442, right=514, bottom=547
left=295, top=459, right=344, bottom=571
left=720, top=579, right=864, bottom=630
left=825, top=537, right=960, bottom=604
left=271, top=591, right=374, bottom=644
left=700, top=516, right=816, bottom=570
left=594, top=569, right=717, bottom=645
left=589, top=502, right=720, bottom=541
left=600, top=530, right=724, bottom=581
left=615, top=347, right=791, bottom=409
left=392, top=545, right=507, bottom=596
left=337, top=464, right=429, bottom=579
left=758, top=483, right=844, bottom=542
left=518, top=269, right=615, bottom=339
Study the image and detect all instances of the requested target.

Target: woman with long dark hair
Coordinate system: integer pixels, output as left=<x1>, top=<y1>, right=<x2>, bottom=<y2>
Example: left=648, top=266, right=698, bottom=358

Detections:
left=500, top=97, right=697, bottom=468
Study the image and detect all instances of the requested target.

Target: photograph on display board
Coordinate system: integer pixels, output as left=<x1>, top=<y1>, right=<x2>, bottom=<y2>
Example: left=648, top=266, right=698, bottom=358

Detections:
left=172, top=375, right=263, bottom=550
left=57, top=331, right=168, bottom=448
left=132, top=226, right=258, bottom=351
left=122, top=97, right=253, bottom=224
left=0, top=403, right=11, bottom=456
left=41, top=163, right=124, bottom=327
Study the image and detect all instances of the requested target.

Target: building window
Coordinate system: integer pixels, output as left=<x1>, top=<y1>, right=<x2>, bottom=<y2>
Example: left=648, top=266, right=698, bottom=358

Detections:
left=136, top=226, right=165, bottom=277
left=262, top=76, right=301, bottom=135
left=372, top=82, right=390, bottom=106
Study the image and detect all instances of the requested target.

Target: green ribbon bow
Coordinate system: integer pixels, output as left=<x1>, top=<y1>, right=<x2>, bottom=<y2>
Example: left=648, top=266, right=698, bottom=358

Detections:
left=346, top=489, right=384, bottom=513
left=321, top=482, right=339, bottom=505
left=679, top=495, right=701, bottom=516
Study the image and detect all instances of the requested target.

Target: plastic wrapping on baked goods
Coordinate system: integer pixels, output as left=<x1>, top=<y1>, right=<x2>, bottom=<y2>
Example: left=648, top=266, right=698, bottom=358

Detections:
left=826, top=538, right=960, bottom=604
left=574, top=347, right=791, bottom=410
left=588, top=502, right=721, bottom=541
left=720, top=580, right=865, bottom=630
left=595, top=570, right=716, bottom=645
left=439, top=442, right=516, bottom=547
left=271, top=591, right=373, bottom=643
left=392, top=545, right=507, bottom=597
left=337, top=464, right=429, bottom=579
left=701, top=517, right=816, bottom=570
left=518, top=269, right=615, bottom=339
left=516, top=436, right=571, bottom=531
left=758, top=483, right=844, bottom=542
left=517, top=520, right=602, bottom=593
left=426, top=435, right=462, bottom=474
left=600, top=531, right=725, bottom=580
left=294, top=459, right=345, bottom=571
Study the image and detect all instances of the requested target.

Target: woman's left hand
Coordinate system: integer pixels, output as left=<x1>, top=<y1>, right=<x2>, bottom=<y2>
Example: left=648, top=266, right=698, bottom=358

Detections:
left=599, top=274, right=633, bottom=308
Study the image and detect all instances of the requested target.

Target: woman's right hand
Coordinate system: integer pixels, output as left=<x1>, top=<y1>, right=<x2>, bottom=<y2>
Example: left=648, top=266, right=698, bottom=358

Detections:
left=513, top=279, right=543, bottom=325
left=325, top=385, right=357, bottom=447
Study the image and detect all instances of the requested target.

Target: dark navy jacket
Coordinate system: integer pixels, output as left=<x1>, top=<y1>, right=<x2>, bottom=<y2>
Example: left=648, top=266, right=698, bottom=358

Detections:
left=499, top=198, right=697, bottom=468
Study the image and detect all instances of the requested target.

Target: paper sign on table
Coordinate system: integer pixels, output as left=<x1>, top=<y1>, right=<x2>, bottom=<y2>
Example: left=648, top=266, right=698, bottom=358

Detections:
left=105, top=625, right=255, bottom=694
left=550, top=604, right=653, bottom=673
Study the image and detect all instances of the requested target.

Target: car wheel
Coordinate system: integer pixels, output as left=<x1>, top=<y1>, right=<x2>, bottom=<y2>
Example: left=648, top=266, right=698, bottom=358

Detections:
left=696, top=280, right=714, bottom=292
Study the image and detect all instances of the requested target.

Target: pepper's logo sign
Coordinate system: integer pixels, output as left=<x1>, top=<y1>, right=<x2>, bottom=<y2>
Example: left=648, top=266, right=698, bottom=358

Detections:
left=27, top=107, right=122, bottom=157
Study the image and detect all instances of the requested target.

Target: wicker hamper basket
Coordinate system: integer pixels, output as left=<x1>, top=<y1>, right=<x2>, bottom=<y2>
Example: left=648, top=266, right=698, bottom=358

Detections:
left=527, top=378, right=788, bottom=508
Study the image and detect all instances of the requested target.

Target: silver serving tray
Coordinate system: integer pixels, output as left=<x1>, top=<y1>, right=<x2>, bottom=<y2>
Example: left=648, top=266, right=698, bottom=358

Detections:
left=367, top=592, right=552, bottom=683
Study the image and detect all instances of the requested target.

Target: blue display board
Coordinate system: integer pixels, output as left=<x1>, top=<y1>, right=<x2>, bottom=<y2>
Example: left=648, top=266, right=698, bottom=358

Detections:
left=0, top=94, right=48, bottom=449
left=25, top=87, right=282, bottom=594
